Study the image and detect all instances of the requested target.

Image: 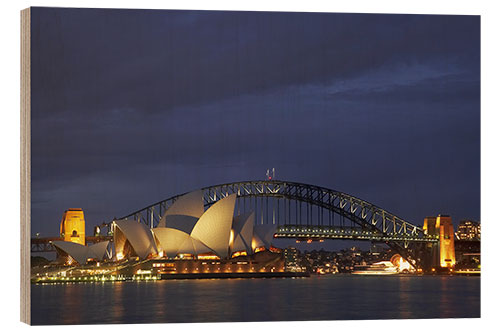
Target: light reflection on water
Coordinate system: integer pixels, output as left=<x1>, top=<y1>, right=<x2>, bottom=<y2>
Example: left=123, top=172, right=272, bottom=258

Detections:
left=31, top=275, right=480, bottom=325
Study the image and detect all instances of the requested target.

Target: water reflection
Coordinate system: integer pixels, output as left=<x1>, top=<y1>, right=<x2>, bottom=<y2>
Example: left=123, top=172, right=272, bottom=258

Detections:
left=31, top=276, right=480, bottom=325
left=109, top=282, right=125, bottom=323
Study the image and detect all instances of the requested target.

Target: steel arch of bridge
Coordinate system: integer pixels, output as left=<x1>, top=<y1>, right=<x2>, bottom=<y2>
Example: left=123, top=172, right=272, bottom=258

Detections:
left=117, top=180, right=437, bottom=250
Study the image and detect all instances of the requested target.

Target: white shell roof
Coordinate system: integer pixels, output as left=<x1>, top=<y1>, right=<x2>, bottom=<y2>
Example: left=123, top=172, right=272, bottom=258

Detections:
left=88, top=241, right=110, bottom=260
left=190, top=193, right=237, bottom=259
left=231, top=211, right=254, bottom=254
left=114, top=219, right=158, bottom=259
left=158, top=190, right=204, bottom=228
left=52, top=241, right=89, bottom=265
left=254, top=224, right=277, bottom=248
left=52, top=240, right=110, bottom=265
left=232, top=234, right=247, bottom=254
left=152, top=227, right=190, bottom=258
left=160, top=215, right=199, bottom=234
left=252, top=233, right=266, bottom=250
left=177, top=236, right=214, bottom=256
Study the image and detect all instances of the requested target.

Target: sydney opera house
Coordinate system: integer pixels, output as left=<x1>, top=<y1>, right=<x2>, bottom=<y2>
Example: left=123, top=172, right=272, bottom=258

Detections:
left=49, top=191, right=290, bottom=279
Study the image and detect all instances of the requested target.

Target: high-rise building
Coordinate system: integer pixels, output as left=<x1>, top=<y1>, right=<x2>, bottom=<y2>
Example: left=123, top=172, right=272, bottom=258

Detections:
left=60, top=208, right=86, bottom=245
left=456, top=220, right=480, bottom=240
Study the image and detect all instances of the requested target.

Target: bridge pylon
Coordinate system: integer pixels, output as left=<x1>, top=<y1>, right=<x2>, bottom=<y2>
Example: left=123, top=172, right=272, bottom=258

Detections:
left=422, top=215, right=456, bottom=271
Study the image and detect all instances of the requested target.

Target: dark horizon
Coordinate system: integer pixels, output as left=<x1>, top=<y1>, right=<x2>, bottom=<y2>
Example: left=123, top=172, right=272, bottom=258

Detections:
left=30, top=8, right=480, bottom=242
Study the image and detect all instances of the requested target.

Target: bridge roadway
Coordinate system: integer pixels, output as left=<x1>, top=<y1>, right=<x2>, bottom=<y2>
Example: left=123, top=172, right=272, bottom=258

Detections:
left=275, top=225, right=439, bottom=243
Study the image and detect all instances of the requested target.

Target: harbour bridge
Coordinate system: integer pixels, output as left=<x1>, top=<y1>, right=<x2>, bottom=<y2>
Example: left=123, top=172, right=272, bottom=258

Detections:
left=32, top=180, right=439, bottom=270
left=117, top=180, right=438, bottom=269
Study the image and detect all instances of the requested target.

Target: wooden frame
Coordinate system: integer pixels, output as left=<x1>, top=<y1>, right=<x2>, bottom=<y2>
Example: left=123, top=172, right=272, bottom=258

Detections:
left=20, top=7, right=31, bottom=325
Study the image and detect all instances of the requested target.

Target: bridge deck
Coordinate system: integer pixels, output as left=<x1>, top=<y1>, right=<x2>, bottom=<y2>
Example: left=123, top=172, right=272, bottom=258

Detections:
left=275, top=225, right=439, bottom=243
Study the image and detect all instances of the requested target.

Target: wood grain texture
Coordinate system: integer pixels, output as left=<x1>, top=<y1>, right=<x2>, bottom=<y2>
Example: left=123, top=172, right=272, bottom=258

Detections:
left=20, top=7, right=31, bottom=325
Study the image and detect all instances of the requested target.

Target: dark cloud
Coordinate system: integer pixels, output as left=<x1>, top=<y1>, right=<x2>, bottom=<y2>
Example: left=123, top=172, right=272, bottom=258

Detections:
left=30, top=8, right=480, bottom=241
left=31, top=9, right=479, bottom=116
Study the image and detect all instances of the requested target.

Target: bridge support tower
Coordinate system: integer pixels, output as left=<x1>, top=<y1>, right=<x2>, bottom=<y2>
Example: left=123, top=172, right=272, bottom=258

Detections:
left=422, top=215, right=455, bottom=271
left=60, top=208, right=86, bottom=245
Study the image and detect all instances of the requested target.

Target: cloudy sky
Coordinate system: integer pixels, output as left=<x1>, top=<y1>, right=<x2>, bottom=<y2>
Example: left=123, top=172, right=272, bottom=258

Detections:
left=30, top=8, right=480, bottom=239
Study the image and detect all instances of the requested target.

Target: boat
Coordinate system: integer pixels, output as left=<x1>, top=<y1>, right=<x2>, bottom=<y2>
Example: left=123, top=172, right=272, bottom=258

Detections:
left=351, top=261, right=399, bottom=275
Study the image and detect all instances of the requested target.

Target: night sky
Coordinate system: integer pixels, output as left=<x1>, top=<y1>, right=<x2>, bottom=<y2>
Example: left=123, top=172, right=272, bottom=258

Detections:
left=30, top=7, right=480, bottom=242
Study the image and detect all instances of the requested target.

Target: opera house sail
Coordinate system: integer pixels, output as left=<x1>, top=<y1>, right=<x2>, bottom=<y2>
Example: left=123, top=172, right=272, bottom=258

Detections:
left=190, top=194, right=237, bottom=259
left=52, top=240, right=110, bottom=265
left=230, top=211, right=255, bottom=256
left=114, top=219, right=158, bottom=260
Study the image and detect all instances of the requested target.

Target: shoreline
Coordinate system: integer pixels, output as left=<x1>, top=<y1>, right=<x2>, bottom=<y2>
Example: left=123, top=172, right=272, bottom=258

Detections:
left=31, top=271, right=310, bottom=284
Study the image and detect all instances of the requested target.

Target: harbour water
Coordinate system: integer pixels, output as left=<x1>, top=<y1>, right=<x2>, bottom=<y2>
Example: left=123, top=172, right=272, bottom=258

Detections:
left=31, top=275, right=480, bottom=325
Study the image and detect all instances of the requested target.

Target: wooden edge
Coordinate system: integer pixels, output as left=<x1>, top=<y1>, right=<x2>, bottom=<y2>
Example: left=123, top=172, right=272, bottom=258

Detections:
left=20, top=7, right=31, bottom=325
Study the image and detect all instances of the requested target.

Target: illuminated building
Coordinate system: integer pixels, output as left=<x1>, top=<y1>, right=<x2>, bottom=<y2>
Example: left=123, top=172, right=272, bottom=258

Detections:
left=52, top=240, right=110, bottom=265
left=108, top=190, right=283, bottom=276
left=437, top=215, right=456, bottom=268
left=117, top=191, right=279, bottom=262
left=284, top=247, right=299, bottom=272
left=134, top=250, right=285, bottom=278
left=456, top=220, right=480, bottom=240
left=454, top=239, right=481, bottom=269
left=60, top=208, right=86, bottom=245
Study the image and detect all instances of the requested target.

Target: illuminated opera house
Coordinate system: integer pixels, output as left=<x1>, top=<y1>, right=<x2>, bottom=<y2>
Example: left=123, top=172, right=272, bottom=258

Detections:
left=52, top=191, right=286, bottom=277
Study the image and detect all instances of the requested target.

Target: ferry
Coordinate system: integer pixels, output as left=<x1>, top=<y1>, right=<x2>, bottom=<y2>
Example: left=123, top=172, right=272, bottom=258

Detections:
left=351, top=261, right=399, bottom=275
left=452, top=268, right=480, bottom=276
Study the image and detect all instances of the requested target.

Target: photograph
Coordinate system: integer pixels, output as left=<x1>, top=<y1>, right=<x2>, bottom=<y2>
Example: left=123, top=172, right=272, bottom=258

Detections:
left=23, top=6, right=480, bottom=325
